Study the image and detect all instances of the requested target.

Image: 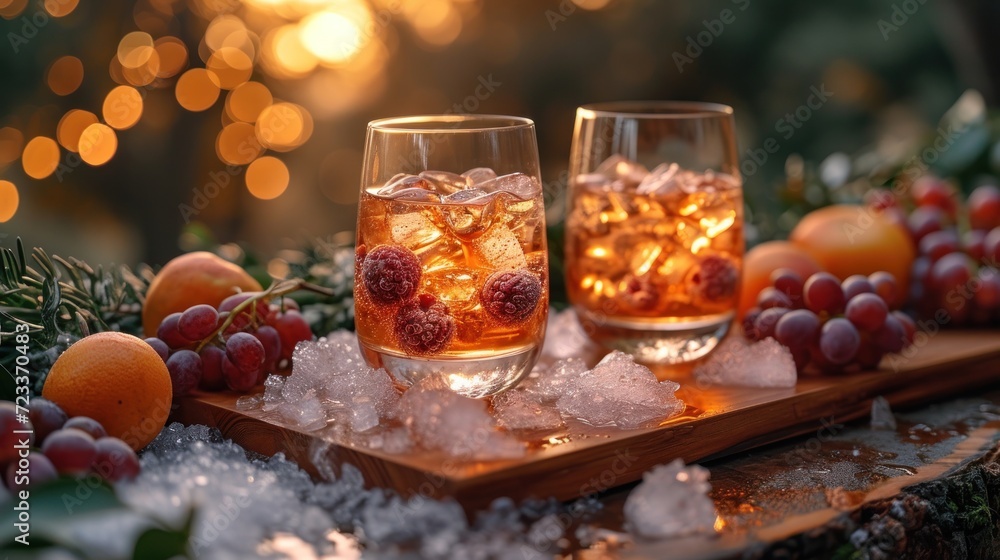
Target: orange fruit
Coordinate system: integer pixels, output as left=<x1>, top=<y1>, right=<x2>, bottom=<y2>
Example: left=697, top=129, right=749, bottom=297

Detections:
left=790, top=204, right=914, bottom=307
left=42, top=332, right=172, bottom=451
left=739, top=241, right=823, bottom=319
left=142, top=251, right=261, bottom=337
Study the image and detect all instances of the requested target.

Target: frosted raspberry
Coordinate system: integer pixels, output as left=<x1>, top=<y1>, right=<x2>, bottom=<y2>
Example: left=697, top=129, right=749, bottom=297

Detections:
left=620, top=275, right=659, bottom=311
left=480, top=269, right=542, bottom=324
left=394, top=294, right=455, bottom=355
left=690, top=255, right=738, bottom=302
left=362, top=245, right=421, bottom=305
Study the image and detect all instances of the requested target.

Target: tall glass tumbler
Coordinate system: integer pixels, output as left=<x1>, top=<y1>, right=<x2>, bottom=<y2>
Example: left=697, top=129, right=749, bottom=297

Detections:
left=355, top=115, right=548, bottom=397
left=565, top=102, right=743, bottom=364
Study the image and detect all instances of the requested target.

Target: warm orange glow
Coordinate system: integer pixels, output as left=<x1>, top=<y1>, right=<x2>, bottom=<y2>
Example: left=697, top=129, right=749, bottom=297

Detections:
left=0, top=0, right=27, bottom=19
left=299, top=9, right=367, bottom=64
left=154, top=37, right=189, bottom=78
left=175, top=68, right=221, bottom=112
left=56, top=109, right=99, bottom=152
left=0, top=127, right=24, bottom=165
left=216, top=122, right=262, bottom=165
left=264, top=24, right=318, bottom=78
left=256, top=102, right=312, bottom=152
left=226, top=81, right=272, bottom=123
left=0, top=180, right=18, bottom=222
left=246, top=156, right=289, bottom=200
left=206, top=47, right=254, bottom=89
left=22, top=137, right=60, bottom=179
left=572, top=0, right=613, bottom=9
left=78, top=124, right=118, bottom=166
left=713, top=515, right=726, bottom=532
left=118, top=31, right=156, bottom=69
left=47, top=56, right=84, bottom=96
left=44, top=0, right=78, bottom=17
left=103, top=86, right=144, bottom=130
left=123, top=49, right=161, bottom=86
left=409, top=0, right=462, bottom=47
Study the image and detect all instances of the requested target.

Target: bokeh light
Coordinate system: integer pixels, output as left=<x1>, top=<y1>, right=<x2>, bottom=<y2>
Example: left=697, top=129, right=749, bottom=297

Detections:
left=47, top=56, right=84, bottom=96
left=255, top=102, right=312, bottom=151
left=245, top=156, right=289, bottom=200
left=206, top=47, right=254, bottom=89
left=216, top=122, right=262, bottom=165
left=118, top=31, right=156, bottom=69
left=154, top=36, right=189, bottom=78
left=408, top=0, right=463, bottom=47
left=262, top=24, right=318, bottom=78
left=56, top=109, right=99, bottom=152
left=300, top=9, right=368, bottom=64
left=226, top=81, right=272, bottom=123
left=175, top=68, right=221, bottom=111
left=22, top=137, right=60, bottom=179
left=78, top=124, right=118, bottom=166
left=123, top=49, right=161, bottom=86
left=44, top=0, right=78, bottom=17
left=0, top=180, right=18, bottom=222
left=103, top=86, right=144, bottom=130
left=0, top=0, right=28, bottom=19
left=571, top=0, right=613, bottom=9
left=0, top=127, right=24, bottom=166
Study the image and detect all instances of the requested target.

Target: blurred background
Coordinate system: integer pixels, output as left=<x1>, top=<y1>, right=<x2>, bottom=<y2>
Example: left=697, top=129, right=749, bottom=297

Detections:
left=0, top=0, right=998, bottom=267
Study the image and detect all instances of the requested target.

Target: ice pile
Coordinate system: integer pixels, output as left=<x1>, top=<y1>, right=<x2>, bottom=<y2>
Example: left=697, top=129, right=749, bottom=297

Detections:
left=552, top=351, right=685, bottom=429
left=537, top=308, right=602, bottom=364
left=870, top=396, right=898, bottom=431
left=492, top=388, right=565, bottom=432
left=575, top=155, right=741, bottom=197
left=374, top=168, right=541, bottom=203
left=623, top=459, right=718, bottom=540
left=693, top=335, right=797, bottom=388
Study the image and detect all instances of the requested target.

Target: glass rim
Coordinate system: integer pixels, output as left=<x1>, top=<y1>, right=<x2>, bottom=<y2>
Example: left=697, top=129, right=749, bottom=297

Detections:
left=577, top=101, right=734, bottom=119
left=368, top=114, right=535, bottom=133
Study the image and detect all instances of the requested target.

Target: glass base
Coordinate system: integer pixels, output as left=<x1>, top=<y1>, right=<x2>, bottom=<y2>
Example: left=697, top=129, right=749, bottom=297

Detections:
left=358, top=342, right=539, bottom=398
left=576, top=308, right=733, bottom=365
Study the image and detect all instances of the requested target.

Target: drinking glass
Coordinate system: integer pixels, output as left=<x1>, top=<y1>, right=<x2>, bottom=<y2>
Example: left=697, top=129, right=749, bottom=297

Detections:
left=565, top=102, right=743, bottom=364
left=355, top=115, right=548, bottom=397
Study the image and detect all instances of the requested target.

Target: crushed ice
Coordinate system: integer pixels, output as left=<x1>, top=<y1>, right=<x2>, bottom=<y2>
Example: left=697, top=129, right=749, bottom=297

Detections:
left=623, top=459, right=718, bottom=540
left=693, top=335, right=797, bottom=388
left=870, top=396, right=898, bottom=431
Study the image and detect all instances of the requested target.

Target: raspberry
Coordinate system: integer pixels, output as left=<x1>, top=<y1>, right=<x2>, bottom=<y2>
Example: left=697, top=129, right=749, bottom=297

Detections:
left=362, top=245, right=421, bottom=305
left=689, top=255, right=738, bottom=302
left=394, top=294, right=455, bottom=355
left=620, top=275, right=658, bottom=311
left=480, top=269, right=542, bottom=323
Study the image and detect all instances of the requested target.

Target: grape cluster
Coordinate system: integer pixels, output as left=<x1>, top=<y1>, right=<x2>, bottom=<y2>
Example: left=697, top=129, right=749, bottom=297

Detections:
left=743, top=270, right=915, bottom=373
left=897, top=181, right=1000, bottom=326
left=146, top=292, right=313, bottom=397
left=0, top=399, right=140, bottom=495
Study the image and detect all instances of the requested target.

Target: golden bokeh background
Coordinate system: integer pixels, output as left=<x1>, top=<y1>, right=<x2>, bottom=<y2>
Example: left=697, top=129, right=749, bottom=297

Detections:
left=0, top=0, right=994, bottom=265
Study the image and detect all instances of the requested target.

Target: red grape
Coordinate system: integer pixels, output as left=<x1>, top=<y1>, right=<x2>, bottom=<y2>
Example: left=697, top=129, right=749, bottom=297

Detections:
left=819, top=318, right=861, bottom=365
left=219, top=292, right=270, bottom=333
left=892, top=311, right=917, bottom=345
left=42, top=429, right=97, bottom=475
left=92, top=437, right=141, bottom=482
left=63, top=416, right=107, bottom=440
left=962, top=229, right=987, bottom=261
left=845, top=293, right=888, bottom=332
left=871, top=313, right=906, bottom=353
left=803, top=272, right=845, bottom=315
left=752, top=307, right=790, bottom=341
left=868, top=272, right=898, bottom=306
left=969, top=184, right=1000, bottom=231
left=144, top=337, right=170, bottom=362
left=855, top=341, right=885, bottom=370
left=928, top=253, right=973, bottom=293
left=225, top=332, right=265, bottom=378
left=223, top=356, right=257, bottom=392
left=770, top=268, right=804, bottom=305
left=253, top=325, right=281, bottom=376
left=841, top=275, right=874, bottom=300
left=974, top=273, right=1000, bottom=309
left=907, top=206, right=946, bottom=243
left=272, top=309, right=313, bottom=361
left=266, top=298, right=300, bottom=323
left=864, top=188, right=897, bottom=211
left=756, top=287, right=793, bottom=310
left=984, top=227, right=1000, bottom=267
left=911, top=176, right=957, bottom=218
left=28, top=398, right=66, bottom=446
left=0, top=402, right=32, bottom=465
left=178, top=304, right=220, bottom=341
left=165, top=349, right=204, bottom=397
left=742, top=308, right=762, bottom=341
left=774, top=309, right=821, bottom=351
left=918, top=230, right=960, bottom=262
left=199, top=345, right=227, bottom=391
left=157, top=312, right=193, bottom=349
left=6, top=452, right=57, bottom=491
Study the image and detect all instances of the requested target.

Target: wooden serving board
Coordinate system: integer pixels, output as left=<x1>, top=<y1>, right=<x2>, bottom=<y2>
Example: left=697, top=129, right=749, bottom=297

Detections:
left=174, top=331, right=1000, bottom=512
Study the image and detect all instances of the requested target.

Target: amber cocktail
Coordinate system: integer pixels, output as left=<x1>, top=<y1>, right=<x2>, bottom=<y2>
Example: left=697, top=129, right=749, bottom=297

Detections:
left=565, top=102, right=743, bottom=363
left=354, top=116, right=548, bottom=397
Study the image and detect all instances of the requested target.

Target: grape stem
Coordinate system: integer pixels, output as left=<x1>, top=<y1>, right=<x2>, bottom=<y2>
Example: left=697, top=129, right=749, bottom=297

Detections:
left=193, top=279, right=333, bottom=352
